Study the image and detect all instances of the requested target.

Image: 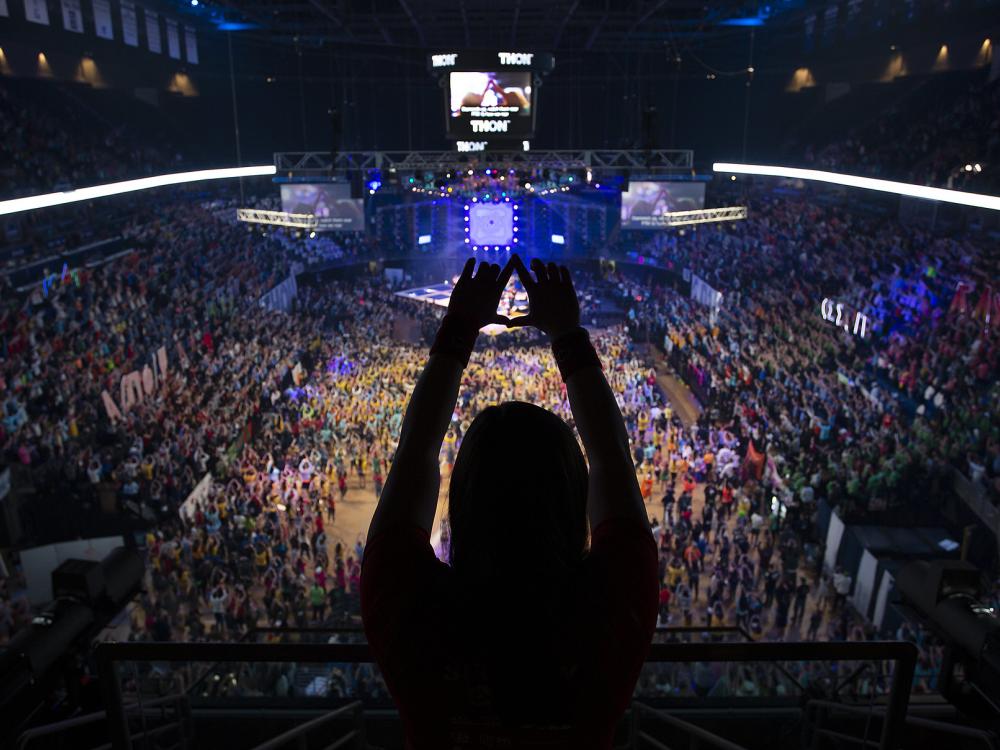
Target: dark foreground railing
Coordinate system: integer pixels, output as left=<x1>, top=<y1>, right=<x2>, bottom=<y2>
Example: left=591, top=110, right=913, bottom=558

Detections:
left=95, top=639, right=917, bottom=750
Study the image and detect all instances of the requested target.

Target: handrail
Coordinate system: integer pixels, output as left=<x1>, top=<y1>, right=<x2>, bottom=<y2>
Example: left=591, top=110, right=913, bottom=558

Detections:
left=248, top=701, right=362, bottom=750
left=633, top=702, right=750, bottom=750
left=14, top=696, right=183, bottom=750
left=95, top=640, right=917, bottom=750
left=806, top=699, right=999, bottom=750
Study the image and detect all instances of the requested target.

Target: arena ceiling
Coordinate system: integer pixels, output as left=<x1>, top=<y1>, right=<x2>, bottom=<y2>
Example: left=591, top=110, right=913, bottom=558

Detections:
left=215, top=0, right=798, bottom=52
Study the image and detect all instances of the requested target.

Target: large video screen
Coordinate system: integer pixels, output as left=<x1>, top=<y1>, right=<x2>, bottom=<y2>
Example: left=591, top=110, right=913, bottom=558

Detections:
left=469, top=202, right=513, bottom=247
left=280, top=184, right=364, bottom=231
left=448, top=71, right=533, bottom=139
left=620, top=182, right=706, bottom=229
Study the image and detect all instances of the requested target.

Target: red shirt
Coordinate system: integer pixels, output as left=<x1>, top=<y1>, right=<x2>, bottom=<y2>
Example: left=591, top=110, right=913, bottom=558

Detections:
left=361, top=519, right=658, bottom=749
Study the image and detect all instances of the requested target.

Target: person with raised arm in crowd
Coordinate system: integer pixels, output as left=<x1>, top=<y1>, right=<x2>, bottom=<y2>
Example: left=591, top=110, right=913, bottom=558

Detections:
left=361, top=256, right=657, bottom=749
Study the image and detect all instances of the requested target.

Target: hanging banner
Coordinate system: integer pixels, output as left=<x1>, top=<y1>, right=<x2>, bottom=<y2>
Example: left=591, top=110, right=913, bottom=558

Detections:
left=0, top=0, right=9, bottom=18
left=145, top=8, right=161, bottom=53
left=166, top=18, right=181, bottom=60
left=92, top=0, right=113, bottom=39
left=120, top=0, right=138, bottom=46
left=24, top=0, right=50, bottom=25
left=61, top=0, right=83, bottom=31
left=184, top=25, right=198, bottom=64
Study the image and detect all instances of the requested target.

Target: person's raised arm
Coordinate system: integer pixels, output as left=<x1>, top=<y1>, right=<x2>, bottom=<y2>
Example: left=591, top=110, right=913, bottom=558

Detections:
left=510, top=257, right=646, bottom=530
left=366, top=258, right=512, bottom=543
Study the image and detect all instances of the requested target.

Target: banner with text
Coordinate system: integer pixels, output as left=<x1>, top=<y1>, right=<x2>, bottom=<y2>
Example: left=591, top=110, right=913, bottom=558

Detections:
left=184, top=25, right=198, bottom=64
left=120, top=0, right=138, bottom=46
left=24, top=0, right=50, bottom=25
left=145, top=8, right=161, bottom=53
left=92, top=0, right=113, bottom=39
left=61, top=0, right=84, bottom=32
left=166, top=18, right=181, bottom=59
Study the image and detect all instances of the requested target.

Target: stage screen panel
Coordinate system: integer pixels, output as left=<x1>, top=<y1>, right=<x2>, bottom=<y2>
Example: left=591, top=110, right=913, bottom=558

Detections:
left=620, top=182, right=706, bottom=229
left=448, top=71, right=533, bottom=139
left=469, top=202, right=513, bottom=247
left=280, top=183, right=364, bottom=231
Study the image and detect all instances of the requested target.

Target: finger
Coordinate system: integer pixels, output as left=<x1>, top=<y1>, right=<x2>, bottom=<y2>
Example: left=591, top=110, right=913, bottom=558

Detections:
left=547, top=262, right=560, bottom=282
left=507, top=315, right=534, bottom=328
left=531, top=258, right=548, bottom=283
left=458, top=257, right=475, bottom=283
left=511, top=254, right=536, bottom=289
left=559, top=265, right=572, bottom=285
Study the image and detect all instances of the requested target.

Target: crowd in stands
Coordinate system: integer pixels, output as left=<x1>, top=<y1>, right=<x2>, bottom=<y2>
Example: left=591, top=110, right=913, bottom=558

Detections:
left=0, top=77, right=184, bottom=199
left=0, top=188, right=1000, bottom=694
left=802, top=70, right=1000, bottom=191
left=606, top=195, right=999, bottom=511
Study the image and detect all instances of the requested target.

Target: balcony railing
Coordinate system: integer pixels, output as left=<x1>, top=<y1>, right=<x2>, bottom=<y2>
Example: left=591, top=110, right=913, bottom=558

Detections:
left=92, top=639, right=918, bottom=750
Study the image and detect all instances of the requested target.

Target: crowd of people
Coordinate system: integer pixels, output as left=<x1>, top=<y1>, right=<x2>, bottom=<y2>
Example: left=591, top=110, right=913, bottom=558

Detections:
left=802, top=69, right=1000, bottom=191
left=0, top=77, right=184, bottom=200
left=0, top=143, right=997, bottom=706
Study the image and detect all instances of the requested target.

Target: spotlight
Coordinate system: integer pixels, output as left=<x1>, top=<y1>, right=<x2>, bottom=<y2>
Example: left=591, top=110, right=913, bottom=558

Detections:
left=191, top=0, right=198, bottom=5
left=309, top=231, right=316, bottom=238
left=974, top=164, right=983, bottom=173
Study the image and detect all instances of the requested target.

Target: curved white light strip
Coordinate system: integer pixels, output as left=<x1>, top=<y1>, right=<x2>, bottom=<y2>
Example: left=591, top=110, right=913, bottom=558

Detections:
left=713, top=162, right=1000, bottom=211
left=0, top=165, right=278, bottom=216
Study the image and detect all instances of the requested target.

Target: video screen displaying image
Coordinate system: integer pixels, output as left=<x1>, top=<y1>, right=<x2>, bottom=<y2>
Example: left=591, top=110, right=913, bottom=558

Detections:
left=621, top=182, right=707, bottom=229
left=280, top=184, right=364, bottom=231
left=448, top=71, right=532, bottom=139
left=469, top=202, right=513, bottom=247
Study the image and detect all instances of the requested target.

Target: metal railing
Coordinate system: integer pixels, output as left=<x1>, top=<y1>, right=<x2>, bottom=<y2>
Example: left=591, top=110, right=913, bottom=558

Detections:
left=249, top=701, right=364, bottom=750
left=95, top=639, right=916, bottom=750
left=805, top=699, right=998, bottom=750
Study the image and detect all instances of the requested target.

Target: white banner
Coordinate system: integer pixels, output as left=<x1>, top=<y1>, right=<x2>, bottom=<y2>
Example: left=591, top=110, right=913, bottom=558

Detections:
left=872, top=570, right=893, bottom=631
left=691, top=273, right=723, bottom=310
left=145, top=9, right=161, bottom=53
left=259, top=274, right=299, bottom=313
left=824, top=510, right=845, bottom=573
left=184, top=25, right=198, bottom=64
left=61, top=0, right=83, bottom=32
left=0, top=0, right=8, bottom=18
left=179, top=472, right=213, bottom=521
left=24, top=0, right=50, bottom=25
left=120, top=0, right=138, bottom=46
left=852, top=549, right=878, bottom=618
left=166, top=18, right=181, bottom=59
left=92, top=0, right=113, bottom=38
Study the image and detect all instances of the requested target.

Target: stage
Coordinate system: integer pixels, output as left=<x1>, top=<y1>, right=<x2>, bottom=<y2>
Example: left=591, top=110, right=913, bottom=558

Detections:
left=395, top=278, right=529, bottom=335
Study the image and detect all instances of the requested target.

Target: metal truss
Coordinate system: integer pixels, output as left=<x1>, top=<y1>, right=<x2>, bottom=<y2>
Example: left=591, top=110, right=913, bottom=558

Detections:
left=236, top=208, right=319, bottom=229
left=640, top=206, right=748, bottom=227
left=274, top=149, right=694, bottom=174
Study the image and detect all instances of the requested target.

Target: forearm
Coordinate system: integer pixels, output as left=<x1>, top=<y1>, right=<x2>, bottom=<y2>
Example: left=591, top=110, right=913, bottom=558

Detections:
left=562, top=352, right=646, bottom=530
left=367, top=353, right=464, bottom=541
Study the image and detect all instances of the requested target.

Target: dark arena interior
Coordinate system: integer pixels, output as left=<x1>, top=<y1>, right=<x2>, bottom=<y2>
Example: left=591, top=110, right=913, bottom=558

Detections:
left=2, top=1, right=1000, bottom=748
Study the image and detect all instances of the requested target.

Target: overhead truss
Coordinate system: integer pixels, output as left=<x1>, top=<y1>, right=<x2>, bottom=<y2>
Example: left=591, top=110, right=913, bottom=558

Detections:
left=274, top=149, right=694, bottom=175
left=642, top=206, right=748, bottom=227
left=236, top=208, right=319, bottom=229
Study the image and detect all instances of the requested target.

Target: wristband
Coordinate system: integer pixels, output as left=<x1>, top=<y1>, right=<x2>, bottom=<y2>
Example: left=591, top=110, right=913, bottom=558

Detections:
left=551, top=327, right=602, bottom=382
left=429, top=314, right=479, bottom=367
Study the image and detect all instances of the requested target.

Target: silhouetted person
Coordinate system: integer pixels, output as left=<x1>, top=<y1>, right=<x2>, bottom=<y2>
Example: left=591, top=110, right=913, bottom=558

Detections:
left=362, top=256, right=657, bottom=748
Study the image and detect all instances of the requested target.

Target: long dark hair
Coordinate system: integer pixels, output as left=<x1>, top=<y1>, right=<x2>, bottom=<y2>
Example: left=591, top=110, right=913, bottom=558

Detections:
left=447, top=401, right=589, bottom=724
